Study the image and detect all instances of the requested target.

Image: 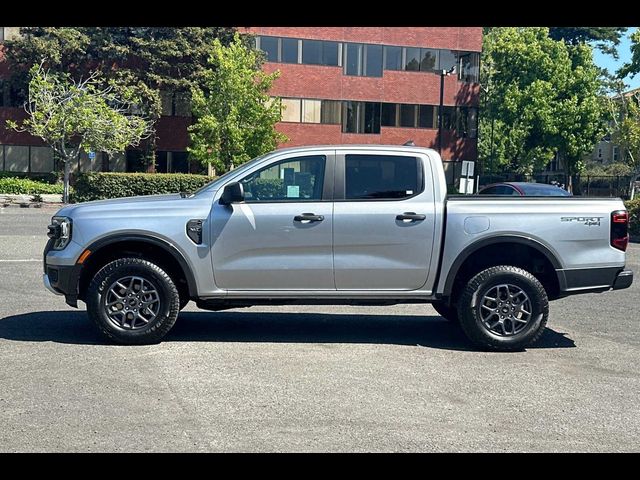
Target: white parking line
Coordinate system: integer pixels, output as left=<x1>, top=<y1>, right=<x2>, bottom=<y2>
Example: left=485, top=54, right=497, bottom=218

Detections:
left=0, top=259, right=41, bottom=262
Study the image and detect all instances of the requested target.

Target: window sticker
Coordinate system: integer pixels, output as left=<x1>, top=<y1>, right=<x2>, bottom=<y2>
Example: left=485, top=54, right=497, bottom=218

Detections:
left=287, top=185, right=300, bottom=198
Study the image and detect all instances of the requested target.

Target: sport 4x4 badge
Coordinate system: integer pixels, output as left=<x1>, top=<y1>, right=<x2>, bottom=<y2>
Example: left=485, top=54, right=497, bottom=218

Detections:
left=561, top=216, right=603, bottom=226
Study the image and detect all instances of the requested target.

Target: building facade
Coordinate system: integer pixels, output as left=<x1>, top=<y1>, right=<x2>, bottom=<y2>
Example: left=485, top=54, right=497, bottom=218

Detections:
left=1, top=27, right=482, bottom=178
left=244, top=27, right=481, bottom=172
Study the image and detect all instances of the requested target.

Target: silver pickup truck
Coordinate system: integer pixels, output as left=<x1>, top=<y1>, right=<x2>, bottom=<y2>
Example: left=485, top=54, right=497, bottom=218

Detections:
left=43, top=145, right=633, bottom=350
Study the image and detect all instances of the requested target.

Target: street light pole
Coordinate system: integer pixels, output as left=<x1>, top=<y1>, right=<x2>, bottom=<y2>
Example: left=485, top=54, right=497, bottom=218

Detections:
left=437, top=66, right=456, bottom=157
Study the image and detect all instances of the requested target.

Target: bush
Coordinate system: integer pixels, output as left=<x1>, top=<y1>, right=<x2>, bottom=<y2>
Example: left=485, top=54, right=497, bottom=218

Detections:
left=73, top=172, right=216, bottom=202
left=625, top=199, right=640, bottom=237
left=0, top=171, right=59, bottom=184
left=0, top=177, right=65, bottom=195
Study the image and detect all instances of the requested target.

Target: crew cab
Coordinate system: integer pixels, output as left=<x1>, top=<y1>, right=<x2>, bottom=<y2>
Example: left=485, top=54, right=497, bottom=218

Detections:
left=43, top=145, right=633, bottom=350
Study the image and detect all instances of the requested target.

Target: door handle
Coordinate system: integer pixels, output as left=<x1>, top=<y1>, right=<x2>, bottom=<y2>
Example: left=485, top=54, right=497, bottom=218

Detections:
left=396, top=212, right=426, bottom=222
left=294, top=213, right=324, bottom=223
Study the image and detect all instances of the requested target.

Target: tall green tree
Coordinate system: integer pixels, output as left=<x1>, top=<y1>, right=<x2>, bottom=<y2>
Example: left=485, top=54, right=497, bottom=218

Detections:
left=188, top=34, right=286, bottom=174
left=6, top=64, right=150, bottom=202
left=618, top=29, right=640, bottom=78
left=2, top=27, right=238, bottom=169
left=479, top=27, right=605, bottom=179
left=548, top=27, right=628, bottom=58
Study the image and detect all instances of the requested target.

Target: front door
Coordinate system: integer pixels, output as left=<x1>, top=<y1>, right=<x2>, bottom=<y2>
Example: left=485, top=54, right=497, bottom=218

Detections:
left=333, top=150, right=436, bottom=290
left=210, top=152, right=335, bottom=291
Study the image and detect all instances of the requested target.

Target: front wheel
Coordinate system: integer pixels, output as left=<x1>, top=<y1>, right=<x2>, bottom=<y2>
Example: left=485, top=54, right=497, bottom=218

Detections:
left=456, top=265, right=549, bottom=351
left=86, top=257, right=181, bottom=345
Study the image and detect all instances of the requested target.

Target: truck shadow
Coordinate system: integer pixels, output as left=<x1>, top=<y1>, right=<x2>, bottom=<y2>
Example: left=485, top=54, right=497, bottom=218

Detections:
left=0, top=310, right=576, bottom=351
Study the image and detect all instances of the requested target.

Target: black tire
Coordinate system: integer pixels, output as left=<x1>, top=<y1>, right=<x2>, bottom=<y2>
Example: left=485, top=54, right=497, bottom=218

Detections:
left=431, top=301, right=458, bottom=322
left=456, top=265, right=549, bottom=352
left=86, top=257, right=181, bottom=345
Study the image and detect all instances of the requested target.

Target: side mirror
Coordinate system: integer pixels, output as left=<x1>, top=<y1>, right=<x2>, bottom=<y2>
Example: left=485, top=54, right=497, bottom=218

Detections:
left=220, top=182, right=244, bottom=205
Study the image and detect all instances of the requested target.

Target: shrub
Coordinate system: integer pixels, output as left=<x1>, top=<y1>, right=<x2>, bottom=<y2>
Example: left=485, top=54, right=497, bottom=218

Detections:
left=0, top=177, right=65, bottom=195
left=625, top=199, right=640, bottom=237
left=73, top=172, right=216, bottom=202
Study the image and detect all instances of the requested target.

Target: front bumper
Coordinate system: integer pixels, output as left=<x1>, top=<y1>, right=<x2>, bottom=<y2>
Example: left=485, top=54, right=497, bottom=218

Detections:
left=43, top=239, right=82, bottom=307
left=43, top=273, right=63, bottom=296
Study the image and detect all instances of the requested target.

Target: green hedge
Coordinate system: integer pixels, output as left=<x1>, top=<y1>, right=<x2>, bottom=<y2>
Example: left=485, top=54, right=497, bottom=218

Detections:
left=625, top=199, right=640, bottom=237
left=0, top=177, right=65, bottom=195
left=73, top=172, right=216, bottom=202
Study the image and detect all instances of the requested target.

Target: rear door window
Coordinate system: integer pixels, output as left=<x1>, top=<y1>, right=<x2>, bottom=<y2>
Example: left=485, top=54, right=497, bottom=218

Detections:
left=344, top=154, right=421, bottom=200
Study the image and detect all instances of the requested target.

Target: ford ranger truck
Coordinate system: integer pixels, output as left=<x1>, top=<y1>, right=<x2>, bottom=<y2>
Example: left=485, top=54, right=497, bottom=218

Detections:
left=43, top=145, right=633, bottom=350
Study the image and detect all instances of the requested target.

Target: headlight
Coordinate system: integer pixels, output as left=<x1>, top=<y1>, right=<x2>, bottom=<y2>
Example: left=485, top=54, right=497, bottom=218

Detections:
left=47, top=216, right=72, bottom=250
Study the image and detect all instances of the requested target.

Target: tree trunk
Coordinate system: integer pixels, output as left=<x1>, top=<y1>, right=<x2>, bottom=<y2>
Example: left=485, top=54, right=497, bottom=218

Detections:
left=62, top=159, right=70, bottom=204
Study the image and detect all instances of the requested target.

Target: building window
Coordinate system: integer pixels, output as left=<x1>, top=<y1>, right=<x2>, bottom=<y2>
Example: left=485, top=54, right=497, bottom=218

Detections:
left=342, top=101, right=381, bottom=134
left=598, top=148, right=602, bottom=159
left=0, top=28, right=4, bottom=43
left=459, top=52, right=480, bottom=83
left=344, top=43, right=363, bottom=76
left=613, top=146, right=619, bottom=162
left=302, top=39, right=339, bottom=66
left=420, top=49, right=439, bottom=72
left=281, top=37, right=299, bottom=64
left=345, top=154, right=420, bottom=200
left=441, top=106, right=456, bottom=130
left=399, top=104, right=417, bottom=128
left=384, top=46, right=403, bottom=71
left=302, top=39, right=323, bottom=65
left=404, top=47, right=421, bottom=71
left=364, top=44, right=383, bottom=77
left=344, top=43, right=383, bottom=77
left=260, top=36, right=279, bottom=62
left=418, top=105, right=437, bottom=129
left=381, top=103, right=398, bottom=127
left=302, top=99, right=321, bottom=123
left=439, top=50, right=457, bottom=71
left=281, top=98, right=302, bottom=122
left=321, top=100, right=342, bottom=124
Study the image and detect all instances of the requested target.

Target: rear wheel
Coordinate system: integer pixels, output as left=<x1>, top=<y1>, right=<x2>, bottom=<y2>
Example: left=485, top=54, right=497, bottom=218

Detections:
left=456, top=265, right=549, bottom=351
left=431, top=301, right=458, bottom=322
left=86, top=257, right=180, bottom=345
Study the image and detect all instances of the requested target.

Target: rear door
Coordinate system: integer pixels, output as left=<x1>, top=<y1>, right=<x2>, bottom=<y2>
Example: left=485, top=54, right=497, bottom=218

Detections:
left=332, top=150, right=436, bottom=290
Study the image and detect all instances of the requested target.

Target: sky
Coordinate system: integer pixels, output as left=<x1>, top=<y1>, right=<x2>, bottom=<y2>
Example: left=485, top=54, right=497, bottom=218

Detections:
left=592, top=27, right=640, bottom=90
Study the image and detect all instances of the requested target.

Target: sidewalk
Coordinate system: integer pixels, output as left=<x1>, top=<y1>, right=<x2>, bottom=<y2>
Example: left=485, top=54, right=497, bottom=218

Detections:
left=1, top=193, right=63, bottom=208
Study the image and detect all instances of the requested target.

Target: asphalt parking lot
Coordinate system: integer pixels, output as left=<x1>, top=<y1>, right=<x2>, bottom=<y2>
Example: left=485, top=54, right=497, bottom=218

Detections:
left=0, top=206, right=638, bottom=452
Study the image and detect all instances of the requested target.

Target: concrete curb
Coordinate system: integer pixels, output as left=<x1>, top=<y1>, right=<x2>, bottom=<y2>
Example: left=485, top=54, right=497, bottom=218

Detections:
left=1, top=193, right=64, bottom=209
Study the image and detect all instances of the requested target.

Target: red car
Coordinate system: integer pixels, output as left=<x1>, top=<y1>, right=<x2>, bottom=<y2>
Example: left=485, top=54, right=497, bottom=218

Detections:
left=478, top=182, right=572, bottom=196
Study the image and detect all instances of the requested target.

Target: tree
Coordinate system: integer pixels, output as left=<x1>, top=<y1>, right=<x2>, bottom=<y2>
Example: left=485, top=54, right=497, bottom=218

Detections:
left=6, top=64, right=151, bottom=202
left=549, top=27, right=628, bottom=58
left=479, top=27, right=605, bottom=180
left=618, top=29, right=640, bottom=78
left=187, top=34, right=286, bottom=174
left=2, top=27, right=238, bottom=170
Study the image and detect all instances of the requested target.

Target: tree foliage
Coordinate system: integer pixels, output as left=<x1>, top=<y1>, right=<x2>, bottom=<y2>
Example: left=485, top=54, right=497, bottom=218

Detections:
left=479, top=27, right=605, bottom=176
left=548, top=27, right=628, bottom=58
left=605, top=88, right=640, bottom=172
left=2, top=27, right=238, bottom=166
left=618, top=29, right=640, bottom=78
left=6, top=64, right=151, bottom=202
left=188, top=34, right=286, bottom=174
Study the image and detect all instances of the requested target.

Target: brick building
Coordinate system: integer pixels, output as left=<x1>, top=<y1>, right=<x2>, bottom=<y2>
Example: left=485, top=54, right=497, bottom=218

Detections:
left=0, top=27, right=482, bottom=178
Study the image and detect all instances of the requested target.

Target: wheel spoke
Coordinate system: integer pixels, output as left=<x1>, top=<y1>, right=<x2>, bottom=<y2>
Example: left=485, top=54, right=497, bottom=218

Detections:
left=479, top=283, right=532, bottom=337
left=104, top=275, right=160, bottom=331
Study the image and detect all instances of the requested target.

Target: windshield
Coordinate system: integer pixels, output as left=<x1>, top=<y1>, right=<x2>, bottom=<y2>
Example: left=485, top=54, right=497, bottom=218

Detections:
left=519, top=184, right=571, bottom=196
left=191, top=153, right=272, bottom=196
